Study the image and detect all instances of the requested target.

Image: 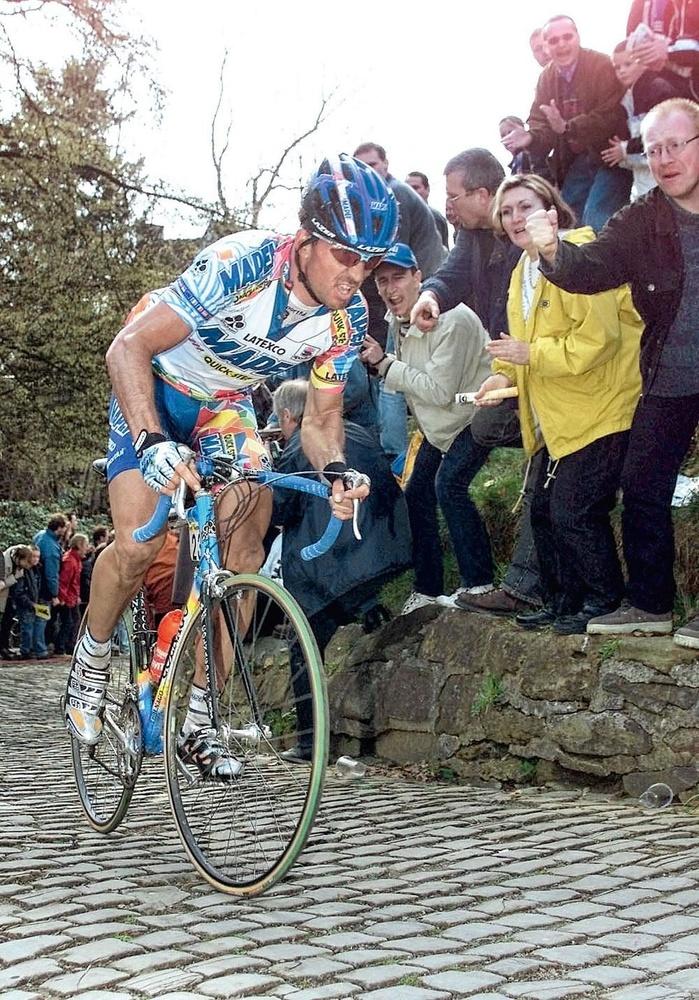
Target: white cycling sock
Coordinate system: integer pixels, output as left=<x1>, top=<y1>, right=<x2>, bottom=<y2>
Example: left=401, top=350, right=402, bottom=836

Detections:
left=182, top=685, right=211, bottom=735
left=75, top=628, right=111, bottom=673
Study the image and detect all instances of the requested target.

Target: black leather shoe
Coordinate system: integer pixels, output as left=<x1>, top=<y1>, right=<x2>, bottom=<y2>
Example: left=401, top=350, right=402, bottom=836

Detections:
left=554, top=605, right=618, bottom=636
left=515, top=607, right=557, bottom=630
left=280, top=744, right=313, bottom=765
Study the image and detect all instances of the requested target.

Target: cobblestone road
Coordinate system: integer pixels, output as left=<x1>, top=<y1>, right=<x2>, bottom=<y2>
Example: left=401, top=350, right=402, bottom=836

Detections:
left=3, top=660, right=699, bottom=1000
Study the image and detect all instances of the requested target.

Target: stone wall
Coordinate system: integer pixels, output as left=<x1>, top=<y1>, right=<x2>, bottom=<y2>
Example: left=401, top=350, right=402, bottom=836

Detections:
left=325, top=606, right=699, bottom=799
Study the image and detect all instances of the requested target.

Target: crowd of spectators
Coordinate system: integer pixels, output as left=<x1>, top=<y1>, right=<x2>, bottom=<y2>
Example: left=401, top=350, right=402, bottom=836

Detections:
left=0, top=518, right=111, bottom=660
left=2, top=3, right=697, bottom=659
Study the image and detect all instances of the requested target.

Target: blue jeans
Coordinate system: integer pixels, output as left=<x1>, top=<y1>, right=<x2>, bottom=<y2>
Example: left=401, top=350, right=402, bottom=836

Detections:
left=404, top=426, right=493, bottom=596
left=20, top=609, right=46, bottom=656
left=561, top=153, right=632, bottom=233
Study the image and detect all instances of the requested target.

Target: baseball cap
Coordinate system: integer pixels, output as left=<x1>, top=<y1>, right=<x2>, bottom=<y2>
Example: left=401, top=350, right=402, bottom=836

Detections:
left=380, top=243, right=418, bottom=270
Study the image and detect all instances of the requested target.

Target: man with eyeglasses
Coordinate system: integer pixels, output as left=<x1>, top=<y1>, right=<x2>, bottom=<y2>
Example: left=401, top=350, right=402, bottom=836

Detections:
left=502, top=14, right=631, bottom=232
left=408, top=148, right=546, bottom=618
left=526, top=97, right=699, bottom=650
left=63, top=154, right=397, bottom=764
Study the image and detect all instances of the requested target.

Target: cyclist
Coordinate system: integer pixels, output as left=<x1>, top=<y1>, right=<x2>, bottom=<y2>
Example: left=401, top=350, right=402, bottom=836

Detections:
left=64, top=154, right=398, bottom=778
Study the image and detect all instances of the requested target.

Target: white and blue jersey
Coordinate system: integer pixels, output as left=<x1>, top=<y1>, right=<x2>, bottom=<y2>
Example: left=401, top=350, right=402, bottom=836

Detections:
left=106, top=230, right=368, bottom=481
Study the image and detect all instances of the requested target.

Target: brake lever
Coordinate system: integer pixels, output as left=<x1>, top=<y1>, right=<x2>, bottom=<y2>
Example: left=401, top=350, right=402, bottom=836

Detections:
left=352, top=498, right=362, bottom=542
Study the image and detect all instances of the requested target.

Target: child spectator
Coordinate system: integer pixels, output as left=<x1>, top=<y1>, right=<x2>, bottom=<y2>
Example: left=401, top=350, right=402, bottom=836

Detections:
left=14, top=546, right=42, bottom=659
left=498, top=116, right=553, bottom=182
left=602, top=40, right=678, bottom=198
left=55, top=534, right=89, bottom=655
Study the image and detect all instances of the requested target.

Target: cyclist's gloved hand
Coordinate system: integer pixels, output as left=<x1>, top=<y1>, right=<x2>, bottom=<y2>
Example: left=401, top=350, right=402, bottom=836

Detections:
left=322, top=463, right=371, bottom=523
left=136, top=433, right=194, bottom=493
left=322, top=463, right=371, bottom=493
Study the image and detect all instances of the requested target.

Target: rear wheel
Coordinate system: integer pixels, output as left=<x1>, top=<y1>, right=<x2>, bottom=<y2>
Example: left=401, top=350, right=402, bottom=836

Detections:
left=70, top=605, right=145, bottom=833
left=164, top=573, right=328, bottom=896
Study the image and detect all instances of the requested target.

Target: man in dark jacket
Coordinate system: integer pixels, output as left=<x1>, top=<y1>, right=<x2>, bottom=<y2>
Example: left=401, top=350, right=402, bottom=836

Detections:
left=527, top=96, right=699, bottom=648
left=502, top=14, right=631, bottom=230
left=271, top=378, right=412, bottom=761
left=409, top=148, right=545, bottom=615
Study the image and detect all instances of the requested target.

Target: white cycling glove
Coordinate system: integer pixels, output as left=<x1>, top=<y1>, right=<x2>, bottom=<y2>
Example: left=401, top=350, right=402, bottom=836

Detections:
left=138, top=438, right=193, bottom=493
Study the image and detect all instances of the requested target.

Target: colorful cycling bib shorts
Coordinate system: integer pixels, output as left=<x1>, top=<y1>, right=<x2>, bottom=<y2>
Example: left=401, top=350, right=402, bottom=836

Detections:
left=107, top=231, right=367, bottom=482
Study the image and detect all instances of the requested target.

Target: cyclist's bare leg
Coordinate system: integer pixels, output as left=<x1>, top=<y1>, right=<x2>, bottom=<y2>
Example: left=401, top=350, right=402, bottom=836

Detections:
left=192, top=480, right=272, bottom=690
left=65, top=470, right=169, bottom=744
left=86, top=470, right=167, bottom=642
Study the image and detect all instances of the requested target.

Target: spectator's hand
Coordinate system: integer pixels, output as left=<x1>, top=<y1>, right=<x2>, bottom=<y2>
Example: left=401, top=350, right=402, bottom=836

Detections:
left=360, top=333, right=386, bottom=366
left=525, top=208, right=559, bottom=263
left=540, top=99, right=567, bottom=135
left=474, top=374, right=513, bottom=407
left=633, top=33, right=669, bottom=70
left=410, top=290, right=440, bottom=332
left=502, top=124, right=532, bottom=153
left=52, top=597, right=60, bottom=606
left=486, top=334, right=530, bottom=365
left=601, top=136, right=626, bottom=167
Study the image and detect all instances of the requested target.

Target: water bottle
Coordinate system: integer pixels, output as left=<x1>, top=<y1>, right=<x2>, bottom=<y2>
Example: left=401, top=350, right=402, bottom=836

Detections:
left=639, top=782, right=674, bottom=810
left=144, top=609, right=183, bottom=753
left=149, top=609, right=183, bottom=685
left=136, top=667, right=153, bottom=737
left=334, top=755, right=366, bottom=779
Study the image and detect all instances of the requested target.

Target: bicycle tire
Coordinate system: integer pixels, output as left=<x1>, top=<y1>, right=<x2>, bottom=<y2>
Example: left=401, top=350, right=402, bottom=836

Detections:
left=163, top=573, right=328, bottom=896
left=70, top=606, right=144, bottom=833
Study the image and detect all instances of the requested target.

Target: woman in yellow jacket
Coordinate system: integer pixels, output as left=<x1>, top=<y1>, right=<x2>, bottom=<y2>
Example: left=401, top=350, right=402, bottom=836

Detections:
left=475, top=174, right=642, bottom=635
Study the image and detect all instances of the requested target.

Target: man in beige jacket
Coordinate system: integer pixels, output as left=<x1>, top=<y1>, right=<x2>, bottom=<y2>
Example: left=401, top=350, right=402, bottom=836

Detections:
left=361, top=243, right=495, bottom=614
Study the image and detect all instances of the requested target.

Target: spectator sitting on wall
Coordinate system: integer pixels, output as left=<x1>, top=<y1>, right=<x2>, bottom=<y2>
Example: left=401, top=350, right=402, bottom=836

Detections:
left=271, top=377, right=412, bottom=762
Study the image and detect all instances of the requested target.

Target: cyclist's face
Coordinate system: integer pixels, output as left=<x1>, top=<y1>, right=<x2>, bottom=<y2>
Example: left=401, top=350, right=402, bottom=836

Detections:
left=299, top=237, right=368, bottom=310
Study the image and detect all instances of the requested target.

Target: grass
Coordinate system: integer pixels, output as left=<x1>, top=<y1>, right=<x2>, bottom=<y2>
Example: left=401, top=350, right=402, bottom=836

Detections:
left=519, top=758, right=539, bottom=783
left=471, top=673, right=505, bottom=717
left=599, top=638, right=622, bottom=662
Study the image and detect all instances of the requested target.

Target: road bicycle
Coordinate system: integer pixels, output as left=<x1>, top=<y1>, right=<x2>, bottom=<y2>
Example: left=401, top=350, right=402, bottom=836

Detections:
left=69, top=453, right=346, bottom=896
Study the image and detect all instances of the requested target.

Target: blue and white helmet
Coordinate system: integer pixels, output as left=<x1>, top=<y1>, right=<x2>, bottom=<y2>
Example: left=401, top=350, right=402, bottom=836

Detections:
left=300, top=154, right=399, bottom=257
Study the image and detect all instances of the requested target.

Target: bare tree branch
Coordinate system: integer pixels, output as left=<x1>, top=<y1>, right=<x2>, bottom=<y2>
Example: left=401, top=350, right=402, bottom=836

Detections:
left=246, top=92, right=334, bottom=227
left=210, top=48, right=232, bottom=214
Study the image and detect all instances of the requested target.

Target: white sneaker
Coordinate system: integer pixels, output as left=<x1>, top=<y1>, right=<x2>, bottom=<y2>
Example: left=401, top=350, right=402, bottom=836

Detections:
left=177, top=726, right=243, bottom=781
left=64, top=653, right=110, bottom=746
left=401, top=592, right=437, bottom=615
left=436, top=584, right=494, bottom=608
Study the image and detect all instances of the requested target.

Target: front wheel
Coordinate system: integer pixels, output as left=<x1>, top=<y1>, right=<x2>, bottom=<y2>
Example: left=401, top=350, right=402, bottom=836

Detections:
left=163, top=574, right=328, bottom=896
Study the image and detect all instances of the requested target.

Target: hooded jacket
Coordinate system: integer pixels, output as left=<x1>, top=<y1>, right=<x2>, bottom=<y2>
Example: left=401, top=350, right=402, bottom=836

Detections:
left=493, top=228, right=643, bottom=459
